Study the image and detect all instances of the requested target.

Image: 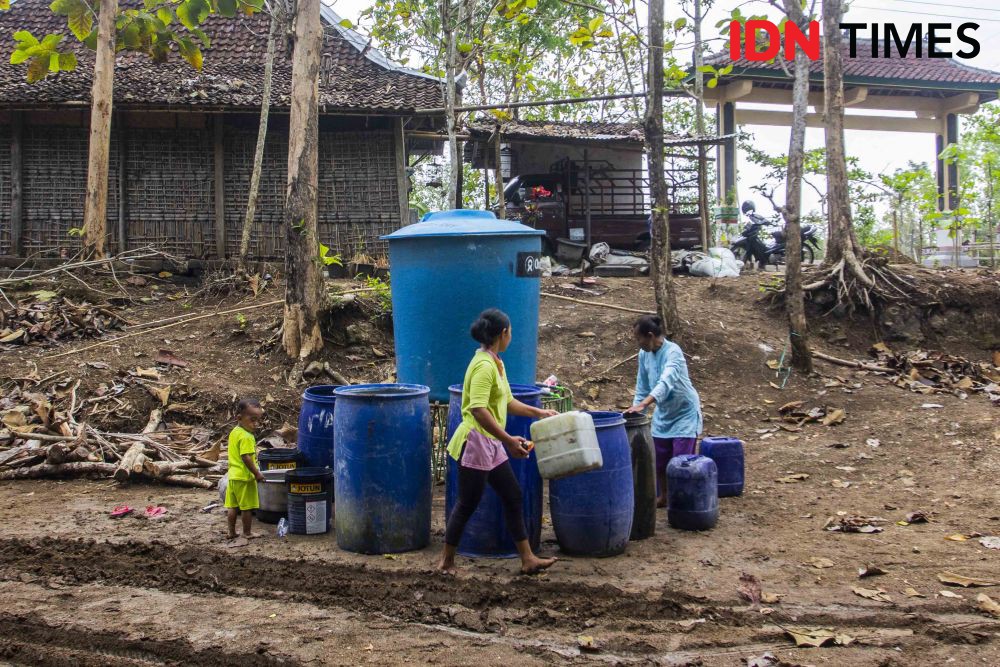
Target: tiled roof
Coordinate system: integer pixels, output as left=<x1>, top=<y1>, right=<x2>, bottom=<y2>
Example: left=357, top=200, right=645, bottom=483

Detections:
left=707, top=37, right=1000, bottom=88
left=0, top=0, right=444, bottom=112
left=466, top=119, right=646, bottom=143
left=465, top=119, right=731, bottom=147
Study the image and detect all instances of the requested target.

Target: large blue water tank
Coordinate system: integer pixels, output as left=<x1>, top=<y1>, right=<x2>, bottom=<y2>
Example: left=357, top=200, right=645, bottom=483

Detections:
left=383, top=210, right=544, bottom=403
left=333, top=384, right=432, bottom=554
left=445, top=383, right=543, bottom=558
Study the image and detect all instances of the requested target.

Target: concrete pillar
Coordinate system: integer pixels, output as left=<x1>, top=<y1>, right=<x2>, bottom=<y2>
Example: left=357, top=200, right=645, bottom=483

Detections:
left=936, top=113, right=959, bottom=212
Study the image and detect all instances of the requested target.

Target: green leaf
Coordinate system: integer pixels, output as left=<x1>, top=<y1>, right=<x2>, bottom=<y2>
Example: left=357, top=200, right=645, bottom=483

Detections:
left=720, top=63, right=733, bottom=75
left=49, top=52, right=60, bottom=71
left=0, top=0, right=9, bottom=10
left=13, top=31, right=39, bottom=46
left=191, top=27, right=210, bottom=47
left=673, top=17, right=687, bottom=31
left=338, top=17, right=354, bottom=29
left=457, top=41, right=472, bottom=54
left=177, top=37, right=203, bottom=69
left=26, top=56, right=49, bottom=82
left=10, top=49, right=31, bottom=64
left=156, top=7, right=173, bottom=25
left=122, top=21, right=141, bottom=48
left=218, top=0, right=237, bottom=17
left=39, top=33, right=64, bottom=50
left=696, top=65, right=716, bottom=74
left=58, top=51, right=77, bottom=70
left=587, top=16, right=602, bottom=33
left=67, top=6, right=94, bottom=40
left=83, top=27, right=98, bottom=49
left=706, top=77, right=718, bottom=89
left=49, top=0, right=84, bottom=15
left=177, top=0, right=210, bottom=28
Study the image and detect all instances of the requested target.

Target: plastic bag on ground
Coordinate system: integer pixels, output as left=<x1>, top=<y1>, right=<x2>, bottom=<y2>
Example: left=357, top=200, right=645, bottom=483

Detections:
left=589, top=242, right=611, bottom=263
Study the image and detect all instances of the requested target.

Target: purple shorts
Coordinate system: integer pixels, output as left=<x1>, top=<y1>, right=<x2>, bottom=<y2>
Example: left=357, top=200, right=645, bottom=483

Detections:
left=653, top=437, right=697, bottom=473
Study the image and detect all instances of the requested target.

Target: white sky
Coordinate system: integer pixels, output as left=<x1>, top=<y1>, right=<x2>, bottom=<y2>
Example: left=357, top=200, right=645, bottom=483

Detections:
left=325, top=0, right=1000, bottom=222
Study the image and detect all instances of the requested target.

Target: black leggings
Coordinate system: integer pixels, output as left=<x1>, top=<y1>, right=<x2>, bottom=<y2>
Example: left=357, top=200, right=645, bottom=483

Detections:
left=444, top=455, right=527, bottom=547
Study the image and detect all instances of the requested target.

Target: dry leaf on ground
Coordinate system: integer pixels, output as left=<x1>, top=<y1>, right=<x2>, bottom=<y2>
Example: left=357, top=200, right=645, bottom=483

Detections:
left=938, top=572, right=999, bottom=588
left=821, top=408, right=846, bottom=426
left=944, top=534, right=971, bottom=542
left=903, top=587, right=926, bottom=598
left=780, top=626, right=853, bottom=648
left=777, top=473, right=810, bottom=483
left=807, top=557, right=835, bottom=569
left=853, top=587, right=893, bottom=603
left=858, top=565, right=888, bottom=578
left=976, top=594, right=1000, bottom=618
left=939, top=590, right=964, bottom=599
left=738, top=572, right=762, bottom=604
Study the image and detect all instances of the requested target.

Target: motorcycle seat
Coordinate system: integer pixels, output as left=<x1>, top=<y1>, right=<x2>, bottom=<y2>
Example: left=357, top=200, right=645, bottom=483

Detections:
left=801, top=224, right=815, bottom=236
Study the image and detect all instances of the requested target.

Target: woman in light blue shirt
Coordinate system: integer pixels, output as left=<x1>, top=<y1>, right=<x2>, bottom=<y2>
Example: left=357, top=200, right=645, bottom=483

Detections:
left=624, top=315, right=703, bottom=507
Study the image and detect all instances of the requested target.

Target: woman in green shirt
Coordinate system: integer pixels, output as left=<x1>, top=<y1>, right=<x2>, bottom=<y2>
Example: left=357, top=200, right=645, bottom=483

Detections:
left=438, top=309, right=558, bottom=576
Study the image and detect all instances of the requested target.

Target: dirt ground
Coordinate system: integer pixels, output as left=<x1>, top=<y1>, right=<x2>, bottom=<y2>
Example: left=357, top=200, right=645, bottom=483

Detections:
left=1, top=269, right=999, bottom=666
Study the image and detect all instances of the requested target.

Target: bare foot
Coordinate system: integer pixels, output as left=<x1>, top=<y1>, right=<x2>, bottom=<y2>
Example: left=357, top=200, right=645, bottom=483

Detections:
left=437, top=559, right=458, bottom=576
left=225, top=537, right=249, bottom=548
left=244, top=533, right=263, bottom=540
left=520, top=556, right=557, bottom=575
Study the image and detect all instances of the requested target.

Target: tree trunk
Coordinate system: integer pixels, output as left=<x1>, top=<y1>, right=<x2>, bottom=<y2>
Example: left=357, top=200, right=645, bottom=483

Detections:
left=821, top=0, right=873, bottom=286
left=987, top=161, right=996, bottom=268
left=239, top=11, right=281, bottom=270
left=693, top=0, right=710, bottom=250
left=644, top=0, right=682, bottom=340
left=781, top=0, right=812, bottom=373
left=443, top=0, right=460, bottom=210
left=81, top=0, right=118, bottom=259
left=282, top=0, right=325, bottom=359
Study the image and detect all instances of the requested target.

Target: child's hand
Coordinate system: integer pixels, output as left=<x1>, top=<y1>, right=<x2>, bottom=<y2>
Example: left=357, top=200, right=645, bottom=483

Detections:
left=255, top=471, right=265, bottom=483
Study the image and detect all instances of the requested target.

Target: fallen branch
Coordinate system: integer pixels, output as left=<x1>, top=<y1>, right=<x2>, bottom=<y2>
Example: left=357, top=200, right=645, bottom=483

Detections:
left=812, top=350, right=891, bottom=373
left=113, top=442, right=149, bottom=483
left=591, top=352, right=640, bottom=379
left=160, top=474, right=216, bottom=489
left=0, top=461, right=117, bottom=480
left=541, top=292, right=654, bottom=315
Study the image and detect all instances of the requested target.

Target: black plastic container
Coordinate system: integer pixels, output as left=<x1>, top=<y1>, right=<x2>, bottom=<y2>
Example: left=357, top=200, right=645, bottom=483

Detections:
left=286, top=467, right=334, bottom=535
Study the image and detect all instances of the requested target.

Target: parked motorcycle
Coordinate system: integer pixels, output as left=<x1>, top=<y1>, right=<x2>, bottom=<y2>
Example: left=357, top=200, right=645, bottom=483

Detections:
left=730, top=201, right=820, bottom=269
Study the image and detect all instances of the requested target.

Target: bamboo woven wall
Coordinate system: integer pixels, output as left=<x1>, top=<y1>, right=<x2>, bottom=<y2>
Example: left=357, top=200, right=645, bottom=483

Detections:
left=1, top=118, right=403, bottom=259
left=223, top=128, right=288, bottom=259
left=0, top=125, right=9, bottom=255
left=126, top=128, right=215, bottom=258
left=21, top=126, right=118, bottom=256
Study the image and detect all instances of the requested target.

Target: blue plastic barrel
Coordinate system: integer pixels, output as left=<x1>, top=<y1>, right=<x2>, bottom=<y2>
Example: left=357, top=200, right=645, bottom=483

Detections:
left=297, top=385, right=341, bottom=469
left=667, top=455, right=719, bottom=531
left=444, top=383, right=543, bottom=558
left=699, top=436, right=744, bottom=497
left=333, top=384, right=432, bottom=554
left=549, top=411, right=634, bottom=556
left=383, top=210, right=544, bottom=402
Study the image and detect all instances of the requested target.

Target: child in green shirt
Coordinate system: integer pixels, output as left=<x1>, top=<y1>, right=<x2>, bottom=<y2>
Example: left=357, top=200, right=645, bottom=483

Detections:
left=226, top=398, right=265, bottom=540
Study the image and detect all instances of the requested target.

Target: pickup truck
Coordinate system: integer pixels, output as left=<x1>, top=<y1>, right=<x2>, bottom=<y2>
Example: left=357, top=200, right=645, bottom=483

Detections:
left=502, top=171, right=703, bottom=254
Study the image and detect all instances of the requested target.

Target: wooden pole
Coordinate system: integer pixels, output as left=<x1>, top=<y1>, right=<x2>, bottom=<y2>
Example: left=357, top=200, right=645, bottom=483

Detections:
left=394, top=117, right=409, bottom=223
left=493, top=135, right=505, bottom=219
left=10, top=111, right=23, bottom=257
left=214, top=115, right=226, bottom=259
left=116, top=112, right=128, bottom=254
left=583, top=148, right=592, bottom=249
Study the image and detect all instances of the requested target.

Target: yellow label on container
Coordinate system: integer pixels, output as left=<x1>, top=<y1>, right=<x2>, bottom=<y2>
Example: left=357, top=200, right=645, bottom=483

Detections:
left=290, top=482, right=322, bottom=494
left=268, top=462, right=296, bottom=470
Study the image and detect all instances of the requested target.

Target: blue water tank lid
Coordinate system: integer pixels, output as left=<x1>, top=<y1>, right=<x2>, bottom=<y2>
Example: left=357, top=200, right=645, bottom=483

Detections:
left=382, top=209, right=544, bottom=240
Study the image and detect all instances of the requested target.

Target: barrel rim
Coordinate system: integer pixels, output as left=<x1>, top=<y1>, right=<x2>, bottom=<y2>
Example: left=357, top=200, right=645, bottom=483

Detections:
left=301, top=385, right=343, bottom=404
left=334, top=383, right=430, bottom=399
left=623, top=412, right=651, bottom=427
left=449, top=382, right=542, bottom=400
left=585, top=410, right=627, bottom=428
left=261, top=469, right=288, bottom=482
left=286, top=466, right=334, bottom=482
left=258, top=447, right=302, bottom=460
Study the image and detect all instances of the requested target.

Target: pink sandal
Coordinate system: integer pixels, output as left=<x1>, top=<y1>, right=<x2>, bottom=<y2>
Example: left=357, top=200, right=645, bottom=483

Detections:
left=110, top=505, right=133, bottom=518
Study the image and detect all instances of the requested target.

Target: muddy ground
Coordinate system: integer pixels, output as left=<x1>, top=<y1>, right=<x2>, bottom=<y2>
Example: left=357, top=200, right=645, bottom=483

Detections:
left=1, top=269, right=998, bottom=666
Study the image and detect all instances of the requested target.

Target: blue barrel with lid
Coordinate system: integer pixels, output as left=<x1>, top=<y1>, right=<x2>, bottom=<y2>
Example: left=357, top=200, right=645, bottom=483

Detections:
left=383, top=210, right=544, bottom=402
left=334, top=384, right=432, bottom=554
left=286, top=467, right=333, bottom=535
left=445, top=383, right=543, bottom=558
left=699, top=436, right=744, bottom=497
left=667, top=455, right=719, bottom=531
left=549, top=411, right=634, bottom=556
left=297, top=385, right=341, bottom=469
